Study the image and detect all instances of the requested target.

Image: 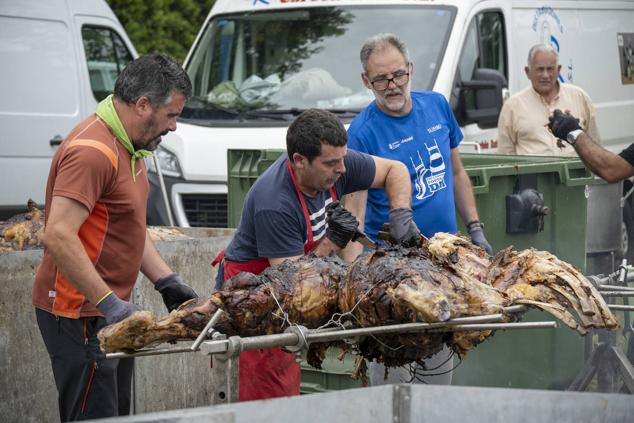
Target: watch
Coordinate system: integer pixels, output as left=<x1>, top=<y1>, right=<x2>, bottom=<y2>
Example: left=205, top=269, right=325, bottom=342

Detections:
left=566, top=129, right=584, bottom=145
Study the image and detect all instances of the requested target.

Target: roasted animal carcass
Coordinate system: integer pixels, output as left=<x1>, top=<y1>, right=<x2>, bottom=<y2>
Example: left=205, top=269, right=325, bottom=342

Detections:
left=99, top=255, right=348, bottom=352
left=488, top=246, right=617, bottom=335
left=98, top=233, right=618, bottom=369
left=340, top=234, right=508, bottom=365
left=0, top=199, right=44, bottom=253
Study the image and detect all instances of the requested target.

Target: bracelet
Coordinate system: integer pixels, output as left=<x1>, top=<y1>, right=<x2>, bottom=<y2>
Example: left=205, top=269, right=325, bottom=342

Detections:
left=96, top=290, right=113, bottom=306
left=466, top=220, right=484, bottom=232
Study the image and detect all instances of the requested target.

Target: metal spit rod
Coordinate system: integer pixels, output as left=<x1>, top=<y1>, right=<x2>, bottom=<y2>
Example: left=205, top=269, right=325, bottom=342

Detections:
left=105, top=306, right=541, bottom=360
left=306, top=314, right=504, bottom=344
left=599, top=284, right=634, bottom=292
left=307, top=321, right=556, bottom=344
left=199, top=321, right=557, bottom=356
left=608, top=305, right=634, bottom=311
left=599, top=291, right=634, bottom=297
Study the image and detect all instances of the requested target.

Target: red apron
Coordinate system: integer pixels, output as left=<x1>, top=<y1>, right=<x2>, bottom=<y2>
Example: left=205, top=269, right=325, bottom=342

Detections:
left=213, top=162, right=336, bottom=401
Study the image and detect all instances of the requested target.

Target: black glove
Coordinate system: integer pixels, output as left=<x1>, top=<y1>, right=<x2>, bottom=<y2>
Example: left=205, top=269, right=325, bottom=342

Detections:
left=154, top=273, right=198, bottom=312
left=325, top=201, right=359, bottom=249
left=548, top=109, right=581, bottom=141
left=96, top=292, right=138, bottom=325
left=388, top=208, right=422, bottom=247
left=468, top=224, right=493, bottom=255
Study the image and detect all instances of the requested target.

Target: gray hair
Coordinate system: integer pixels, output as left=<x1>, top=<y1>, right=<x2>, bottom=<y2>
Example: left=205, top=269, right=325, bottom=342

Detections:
left=360, top=33, right=410, bottom=73
left=114, top=53, right=192, bottom=106
left=527, top=44, right=559, bottom=67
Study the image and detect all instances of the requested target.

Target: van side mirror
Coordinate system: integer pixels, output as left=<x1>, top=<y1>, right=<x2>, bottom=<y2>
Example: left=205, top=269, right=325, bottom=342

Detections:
left=456, top=68, right=507, bottom=129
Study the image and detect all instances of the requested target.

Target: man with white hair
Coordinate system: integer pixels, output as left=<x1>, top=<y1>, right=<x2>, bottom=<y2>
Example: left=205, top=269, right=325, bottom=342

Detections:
left=497, top=43, right=600, bottom=156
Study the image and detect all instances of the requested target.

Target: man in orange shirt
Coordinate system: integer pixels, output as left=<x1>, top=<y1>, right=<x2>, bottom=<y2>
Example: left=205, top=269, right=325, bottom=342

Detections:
left=32, top=54, right=197, bottom=422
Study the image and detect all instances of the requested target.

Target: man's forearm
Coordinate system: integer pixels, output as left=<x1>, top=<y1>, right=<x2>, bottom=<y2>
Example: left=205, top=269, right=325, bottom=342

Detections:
left=341, top=191, right=367, bottom=262
left=140, top=231, right=173, bottom=283
left=454, top=169, right=479, bottom=225
left=384, top=162, right=412, bottom=209
left=573, top=134, right=634, bottom=183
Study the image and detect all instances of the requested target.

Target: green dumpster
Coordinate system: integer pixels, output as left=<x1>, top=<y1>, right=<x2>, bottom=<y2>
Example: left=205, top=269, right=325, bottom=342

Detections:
left=300, top=348, right=362, bottom=394
left=227, top=149, right=285, bottom=228
left=227, top=149, right=597, bottom=390
left=454, top=153, right=595, bottom=390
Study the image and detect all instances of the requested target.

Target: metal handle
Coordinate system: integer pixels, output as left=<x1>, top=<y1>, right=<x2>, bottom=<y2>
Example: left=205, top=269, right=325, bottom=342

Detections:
left=191, top=309, right=224, bottom=351
left=49, top=135, right=63, bottom=147
left=152, top=155, right=175, bottom=226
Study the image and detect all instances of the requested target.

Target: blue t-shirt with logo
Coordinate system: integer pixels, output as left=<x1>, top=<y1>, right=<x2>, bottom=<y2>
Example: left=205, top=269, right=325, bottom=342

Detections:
left=347, top=91, right=463, bottom=239
left=224, top=150, right=375, bottom=262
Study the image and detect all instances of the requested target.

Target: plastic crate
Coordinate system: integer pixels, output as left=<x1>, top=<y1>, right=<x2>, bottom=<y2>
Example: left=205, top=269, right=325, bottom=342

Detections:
left=227, top=149, right=598, bottom=390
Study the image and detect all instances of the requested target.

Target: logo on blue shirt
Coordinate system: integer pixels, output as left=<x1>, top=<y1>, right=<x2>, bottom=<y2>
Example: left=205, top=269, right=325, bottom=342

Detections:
left=427, top=124, right=443, bottom=134
left=410, top=139, right=447, bottom=200
left=388, top=135, right=414, bottom=150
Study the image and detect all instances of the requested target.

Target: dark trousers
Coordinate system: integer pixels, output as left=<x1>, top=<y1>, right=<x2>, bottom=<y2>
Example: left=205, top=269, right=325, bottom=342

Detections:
left=35, top=308, right=134, bottom=422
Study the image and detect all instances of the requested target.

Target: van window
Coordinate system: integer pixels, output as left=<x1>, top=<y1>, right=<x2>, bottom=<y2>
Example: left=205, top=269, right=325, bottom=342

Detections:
left=184, top=6, right=456, bottom=121
left=81, top=26, right=133, bottom=102
left=452, top=10, right=507, bottom=127
left=458, top=11, right=507, bottom=81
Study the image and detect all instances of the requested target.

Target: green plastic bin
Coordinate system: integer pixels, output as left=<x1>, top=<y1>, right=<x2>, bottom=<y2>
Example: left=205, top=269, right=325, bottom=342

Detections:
left=227, top=149, right=285, bottom=228
left=459, top=153, right=594, bottom=271
left=300, top=348, right=361, bottom=394
left=227, top=149, right=598, bottom=390
left=454, top=153, right=595, bottom=390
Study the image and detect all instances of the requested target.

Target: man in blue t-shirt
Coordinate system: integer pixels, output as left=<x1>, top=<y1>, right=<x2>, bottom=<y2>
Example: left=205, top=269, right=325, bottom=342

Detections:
left=344, top=33, right=492, bottom=386
left=216, top=108, right=418, bottom=402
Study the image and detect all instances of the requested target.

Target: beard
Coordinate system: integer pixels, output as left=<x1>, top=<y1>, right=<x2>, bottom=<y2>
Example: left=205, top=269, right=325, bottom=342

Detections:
left=134, top=115, right=168, bottom=151
left=143, top=136, right=164, bottom=151
left=378, top=87, right=409, bottom=114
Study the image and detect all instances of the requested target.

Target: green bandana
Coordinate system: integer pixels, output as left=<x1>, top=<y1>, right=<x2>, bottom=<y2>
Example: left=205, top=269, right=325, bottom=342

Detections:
left=95, top=94, right=153, bottom=181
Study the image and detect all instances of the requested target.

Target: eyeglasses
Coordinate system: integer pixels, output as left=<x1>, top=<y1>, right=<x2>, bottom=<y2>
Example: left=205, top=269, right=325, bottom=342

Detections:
left=369, top=66, right=410, bottom=91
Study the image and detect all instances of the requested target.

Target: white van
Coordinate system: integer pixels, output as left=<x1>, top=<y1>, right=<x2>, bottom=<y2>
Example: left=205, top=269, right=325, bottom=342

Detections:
left=0, top=0, right=137, bottom=219
left=151, top=0, right=634, bottom=230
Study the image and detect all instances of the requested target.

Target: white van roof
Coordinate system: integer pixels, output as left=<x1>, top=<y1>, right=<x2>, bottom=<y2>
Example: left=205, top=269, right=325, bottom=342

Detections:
left=0, top=0, right=121, bottom=22
left=211, top=0, right=634, bottom=15
left=212, top=0, right=458, bottom=15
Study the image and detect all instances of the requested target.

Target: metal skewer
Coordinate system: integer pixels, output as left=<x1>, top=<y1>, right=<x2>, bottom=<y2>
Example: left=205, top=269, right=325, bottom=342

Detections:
left=106, top=313, right=554, bottom=360
left=191, top=309, right=224, bottom=351
left=599, top=284, right=634, bottom=292
left=608, top=305, right=634, bottom=311
left=599, top=291, right=634, bottom=297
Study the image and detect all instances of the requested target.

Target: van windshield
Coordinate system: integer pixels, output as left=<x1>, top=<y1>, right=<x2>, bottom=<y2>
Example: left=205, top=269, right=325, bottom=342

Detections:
left=182, top=6, right=455, bottom=121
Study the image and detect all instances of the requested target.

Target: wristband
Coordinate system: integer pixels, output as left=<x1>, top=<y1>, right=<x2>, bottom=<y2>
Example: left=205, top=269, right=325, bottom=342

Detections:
left=96, top=290, right=113, bottom=306
left=466, top=220, right=484, bottom=232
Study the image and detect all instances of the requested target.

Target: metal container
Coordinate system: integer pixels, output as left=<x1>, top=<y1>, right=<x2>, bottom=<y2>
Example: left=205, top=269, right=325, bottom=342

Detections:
left=82, top=384, right=633, bottom=423
left=585, top=181, right=623, bottom=253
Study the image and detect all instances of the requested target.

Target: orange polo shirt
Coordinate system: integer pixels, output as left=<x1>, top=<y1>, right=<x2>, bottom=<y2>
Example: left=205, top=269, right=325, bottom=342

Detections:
left=32, top=115, right=149, bottom=319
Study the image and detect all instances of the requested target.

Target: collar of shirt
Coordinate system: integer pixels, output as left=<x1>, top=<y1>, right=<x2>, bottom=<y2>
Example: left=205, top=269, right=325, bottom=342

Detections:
left=529, top=81, right=561, bottom=107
